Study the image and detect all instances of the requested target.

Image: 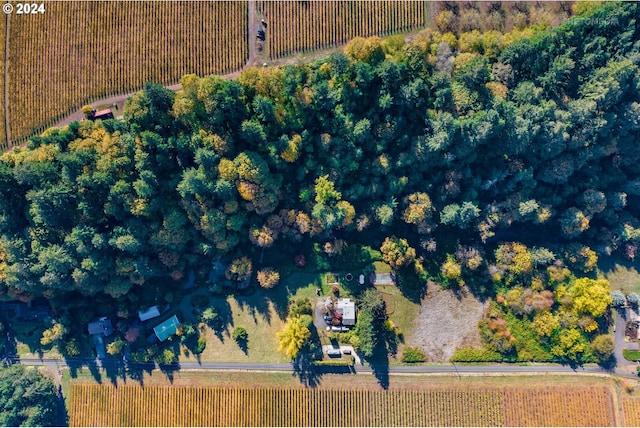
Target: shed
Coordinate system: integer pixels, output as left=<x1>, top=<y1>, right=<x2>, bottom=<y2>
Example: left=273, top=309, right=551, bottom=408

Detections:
left=153, top=315, right=181, bottom=342
left=336, top=298, right=356, bottom=326
left=87, top=317, right=114, bottom=337
left=93, top=108, right=114, bottom=120
left=138, top=305, right=161, bottom=322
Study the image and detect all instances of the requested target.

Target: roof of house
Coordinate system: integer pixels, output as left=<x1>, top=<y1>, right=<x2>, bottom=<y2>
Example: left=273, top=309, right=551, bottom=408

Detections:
left=336, top=298, right=356, bottom=326
left=87, top=317, right=114, bottom=336
left=93, top=108, right=113, bottom=118
left=153, top=315, right=181, bottom=342
left=138, top=305, right=161, bottom=321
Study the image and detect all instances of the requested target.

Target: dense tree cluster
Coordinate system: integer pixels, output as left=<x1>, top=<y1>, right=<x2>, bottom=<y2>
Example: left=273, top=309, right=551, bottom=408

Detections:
left=0, top=365, right=60, bottom=427
left=0, top=2, right=637, bottom=362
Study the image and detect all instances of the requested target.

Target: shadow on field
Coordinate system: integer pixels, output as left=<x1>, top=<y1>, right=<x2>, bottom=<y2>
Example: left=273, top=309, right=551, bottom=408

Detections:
left=125, top=362, right=155, bottom=386
left=292, top=353, right=323, bottom=387
left=368, top=358, right=390, bottom=390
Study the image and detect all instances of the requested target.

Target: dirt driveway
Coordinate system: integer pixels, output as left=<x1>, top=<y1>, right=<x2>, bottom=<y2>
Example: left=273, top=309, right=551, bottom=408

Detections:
left=410, top=283, right=486, bottom=362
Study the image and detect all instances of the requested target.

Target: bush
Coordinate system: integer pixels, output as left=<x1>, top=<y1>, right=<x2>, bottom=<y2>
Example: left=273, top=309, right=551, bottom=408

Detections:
left=257, top=268, right=280, bottom=289
left=130, top=350, right=151, bottom=363
left=155, top=348, right=177, bottom=365
left=232, top=327, right=248, bottom=342
left=628, top=292, right=640, bottom=306
left=591, top=334, right=614, bottom=363
left=402, top=346, right=427, bottom=363
left=451, top=347, right=505, bottom=362
left=611, top=290, right=626, bottom=307
left=194, top=337, right=206, bottom=354
left=179, top=323, right=197, bottom=344
left=201, top=306, right=221, bottom=328
left=289, top=298, right=312, bottom=318
left=191, top=294, right=210, bottom=309
left=65, top=338, right=81, bottom=356
left=312, top=359, right=354, bottom=367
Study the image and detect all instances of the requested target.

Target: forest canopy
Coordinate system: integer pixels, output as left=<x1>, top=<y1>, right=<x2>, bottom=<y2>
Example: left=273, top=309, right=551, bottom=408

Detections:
left=0, top=2, right=637, bottom=361
left=0, top=365, right=60, bottom=427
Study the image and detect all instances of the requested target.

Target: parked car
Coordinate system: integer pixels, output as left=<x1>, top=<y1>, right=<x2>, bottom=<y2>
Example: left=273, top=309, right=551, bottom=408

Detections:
left=326, top=348, right=341, bottom=357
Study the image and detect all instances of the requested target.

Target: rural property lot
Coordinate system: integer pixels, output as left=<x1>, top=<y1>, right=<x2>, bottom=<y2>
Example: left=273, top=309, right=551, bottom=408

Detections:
left=411, top=283, right=485, bottom=362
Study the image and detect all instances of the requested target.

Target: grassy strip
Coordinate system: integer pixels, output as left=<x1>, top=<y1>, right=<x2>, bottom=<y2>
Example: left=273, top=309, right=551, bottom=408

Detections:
left=623, top=349, right=640, bottom=361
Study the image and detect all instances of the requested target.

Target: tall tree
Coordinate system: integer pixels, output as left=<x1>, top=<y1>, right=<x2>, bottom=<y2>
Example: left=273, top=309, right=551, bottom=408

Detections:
left=0, top=365, right=60, bottom=427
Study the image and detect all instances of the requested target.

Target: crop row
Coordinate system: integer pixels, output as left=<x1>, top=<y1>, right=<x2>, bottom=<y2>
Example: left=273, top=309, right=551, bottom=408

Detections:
left=623, top=399, right=640, bottom=427
left=257, top=0, right=428, bottom=60
left=503, top=386, right=615, bottom=426
left=5, top=1, right=248, bottom=147
left=69, top=384, right=615, bottom=427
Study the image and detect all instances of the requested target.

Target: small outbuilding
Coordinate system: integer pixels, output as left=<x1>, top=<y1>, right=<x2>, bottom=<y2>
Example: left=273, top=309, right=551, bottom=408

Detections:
left=93, top=108, right=114, bottom=120
left=336, top=298, right=356, bottom=327
left=153, top=315, right=181, bottom=342
left=138, top=305, right=161, bottom=322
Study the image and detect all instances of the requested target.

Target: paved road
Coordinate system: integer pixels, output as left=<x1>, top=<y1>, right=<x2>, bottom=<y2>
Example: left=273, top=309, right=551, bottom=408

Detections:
left=11, top=357, right=620, bottom=376
left=615, top=308, right=628, bottom=366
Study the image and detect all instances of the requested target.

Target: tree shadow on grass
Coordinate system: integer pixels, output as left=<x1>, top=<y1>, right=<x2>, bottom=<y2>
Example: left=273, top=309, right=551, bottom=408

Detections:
left=394, top=267, right=427, bottom=304
left=232, top=336, right=248, bottom=355
left=206, top=298, right=233, bottom=342
left=236, top=293, right=273, bottom=326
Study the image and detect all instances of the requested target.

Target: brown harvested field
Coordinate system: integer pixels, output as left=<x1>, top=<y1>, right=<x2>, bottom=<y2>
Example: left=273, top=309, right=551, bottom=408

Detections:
left=410, top=283, right=485, bottom=362
left=68, top=380, right=617, bottom=427
left=503, top=386, right=615, bottom=426
left=623, top=399, right=640, bottom=427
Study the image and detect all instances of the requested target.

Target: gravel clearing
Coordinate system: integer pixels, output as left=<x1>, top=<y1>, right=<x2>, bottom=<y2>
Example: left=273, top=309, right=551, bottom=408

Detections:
left=410, top=282, right=486, bottom=362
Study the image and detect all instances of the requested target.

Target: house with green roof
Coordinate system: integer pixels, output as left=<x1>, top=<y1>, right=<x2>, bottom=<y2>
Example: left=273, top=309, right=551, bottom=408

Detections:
left=153, top=315, right=181, bottom=342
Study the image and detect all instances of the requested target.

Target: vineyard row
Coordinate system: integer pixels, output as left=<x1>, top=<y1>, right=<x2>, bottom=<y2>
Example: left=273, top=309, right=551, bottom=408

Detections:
left=69, top=384, right=615, bottom=427
left=258, top=0, right=428, bottom=61
left=5, top=1, right=248, bottom=147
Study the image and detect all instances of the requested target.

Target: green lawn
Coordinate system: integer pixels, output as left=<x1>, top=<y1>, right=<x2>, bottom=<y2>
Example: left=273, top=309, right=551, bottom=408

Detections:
left=178, top=272, right=324, bottom=364
left=9, top=321, right=67, bottom=359
left=598, top=255, right=640, bottom=294
left=374, top=261, right=392, bottom=273
left=374, top=284, right=420, bottom=362
left=623, top=349, right=640, bottom=361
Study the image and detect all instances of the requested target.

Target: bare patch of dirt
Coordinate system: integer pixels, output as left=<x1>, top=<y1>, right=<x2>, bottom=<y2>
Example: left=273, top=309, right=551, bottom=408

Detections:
left=410, top=282, right=485, bottom=362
